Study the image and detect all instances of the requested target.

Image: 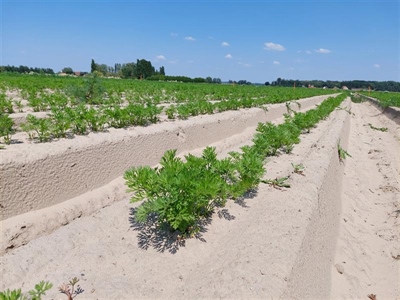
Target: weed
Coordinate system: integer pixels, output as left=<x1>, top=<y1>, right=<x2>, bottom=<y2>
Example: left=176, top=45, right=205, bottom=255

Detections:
left=261, top=176, right=291, bottom=189
left=338, top=142, right=351, bottom=162
left=58, top=277, right=84, bottom=300
left=292, top=163, right=305, bottom=175
left=66, top=73, right=105, bottom=104
left=367, top=123, right=388, bottom=132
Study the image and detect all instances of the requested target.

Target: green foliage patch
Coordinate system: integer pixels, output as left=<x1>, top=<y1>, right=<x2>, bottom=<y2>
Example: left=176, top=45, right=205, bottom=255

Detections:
left=125, top=93, right=347, bottom=235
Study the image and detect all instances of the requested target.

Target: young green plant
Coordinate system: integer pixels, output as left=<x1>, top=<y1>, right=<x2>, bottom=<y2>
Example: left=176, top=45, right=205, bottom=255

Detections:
left=338, top=142, right=351, bottom=162
left=261, top=177, right=291, bottom=189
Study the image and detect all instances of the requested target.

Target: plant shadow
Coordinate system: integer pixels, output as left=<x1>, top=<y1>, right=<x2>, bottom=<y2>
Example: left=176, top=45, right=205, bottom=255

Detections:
left=129, top=208, right=211, bottom=254
left=128, top=189, right=258, bottom=254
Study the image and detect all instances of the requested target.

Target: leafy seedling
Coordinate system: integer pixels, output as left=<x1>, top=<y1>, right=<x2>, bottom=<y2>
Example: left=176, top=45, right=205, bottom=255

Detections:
left=58, top=277, right=84, bottom=300
left=14, top=100, right=24, bottom=113
left=367, top=123, right=388, bottom=132
left=262, top=176, right=291, bottom=189
left=338, top=143, right=351, bottom=162
left=29, top=281, right=53, bottom=300
left=0, top=281, right=53, bottom=300
left=291, top=163, right=305, bottom=176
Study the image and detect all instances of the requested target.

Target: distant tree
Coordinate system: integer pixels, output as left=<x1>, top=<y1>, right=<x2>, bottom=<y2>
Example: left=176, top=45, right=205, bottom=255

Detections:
left=265, top=81, right=270, bottom=86
left=136, top=59, right=155, bottom=79
left=18, top=65, right=30, bottom=73
left=62, top=67, right=74, bottom=74
left=159, top=66, right=165, bottom=76
left=193, top=77, right=206, bottom=83
left=205, top=76, right=212, bottom=83
left=120, top=62, right=136, bottom=79
left=212, top=78, right=221, bottom=84
left=91, top=59, right=97, bottom=73
left=238, top=80, right=251, bottom=85
left=115, top=63, right=122, bottom=74
left=96, top=64, right=108, bottom=75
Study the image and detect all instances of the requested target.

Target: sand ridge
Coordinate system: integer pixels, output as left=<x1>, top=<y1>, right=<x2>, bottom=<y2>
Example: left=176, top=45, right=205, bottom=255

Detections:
left=1, top=98, right=399, bottom=299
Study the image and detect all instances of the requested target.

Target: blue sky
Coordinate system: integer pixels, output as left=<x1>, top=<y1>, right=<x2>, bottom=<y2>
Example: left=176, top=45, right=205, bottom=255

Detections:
left=1, top=0, right=399, bottom=83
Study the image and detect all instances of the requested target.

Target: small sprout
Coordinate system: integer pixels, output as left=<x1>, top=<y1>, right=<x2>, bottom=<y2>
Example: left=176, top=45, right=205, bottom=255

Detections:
left=338, top=143, right=351, bottom=162
left=291, top=163, right=305, bottom=176
left=262, top=176, right=291, bottom=189
left=58, top=277, right=84, bottom=300
left=14, top=100, right=24, bottom=112
left=367, top=123, right=388, bottom=132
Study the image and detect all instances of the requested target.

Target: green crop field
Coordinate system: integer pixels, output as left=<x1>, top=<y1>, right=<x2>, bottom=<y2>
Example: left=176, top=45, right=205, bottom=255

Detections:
left=0, top=73, right=337, bottom=146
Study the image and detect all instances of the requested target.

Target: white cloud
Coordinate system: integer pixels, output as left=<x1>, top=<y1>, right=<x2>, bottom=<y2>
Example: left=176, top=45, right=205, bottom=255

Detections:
left=170, top=32, right=178, bottom=37
left=373, top=64, right=380, bottom=68
left=222, top=41, right=230, bottom=47
left=225, top=54, right=232, bottom=59
left=156, top=55, right=166, bottom=61
left=264, top=42, right=285, bottom=51
left=273, top=60, right=280, bottom=65
left=315, top=48, right=331, bottom=54
left=239, top=62, right=251, bottom=67
left=184, top=36, right=196, bottom=41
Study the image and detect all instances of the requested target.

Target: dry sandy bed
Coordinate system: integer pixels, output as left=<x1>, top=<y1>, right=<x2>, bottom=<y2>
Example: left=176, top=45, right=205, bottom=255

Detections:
left=1, top=100, right=399, bottom=299
left=331, top=101, right=400, bottom=299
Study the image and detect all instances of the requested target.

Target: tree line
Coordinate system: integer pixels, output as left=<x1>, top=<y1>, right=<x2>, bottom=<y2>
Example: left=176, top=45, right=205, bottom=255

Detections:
left=267, top=78, right=400, bottom=92
left=0, top=65, right=55, bottom=75
left=90, top=59, right=164, bottom=79
left=91, top=59, right=221, bottom=83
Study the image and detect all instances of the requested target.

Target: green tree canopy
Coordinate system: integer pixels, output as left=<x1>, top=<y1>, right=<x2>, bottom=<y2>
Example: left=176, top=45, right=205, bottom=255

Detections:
left=62, top=67, right=74, bottom=74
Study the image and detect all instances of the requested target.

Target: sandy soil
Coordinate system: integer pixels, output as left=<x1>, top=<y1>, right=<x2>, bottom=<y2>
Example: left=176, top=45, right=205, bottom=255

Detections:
left=1, top=95, right=329, bottom=253
left=330, top=101, right=400, bottom=299
left=1, top=99, right=399, bottom=299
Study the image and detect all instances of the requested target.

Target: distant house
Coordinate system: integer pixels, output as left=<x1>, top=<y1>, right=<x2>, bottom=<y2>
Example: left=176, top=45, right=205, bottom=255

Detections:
left=74, top=71, right=88, bottom=76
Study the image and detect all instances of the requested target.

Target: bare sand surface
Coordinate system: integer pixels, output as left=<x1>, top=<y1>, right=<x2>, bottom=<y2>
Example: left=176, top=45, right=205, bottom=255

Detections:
left=330, top=101, right=400, bottom=299
left=1, top=99, right=399, bottom=299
